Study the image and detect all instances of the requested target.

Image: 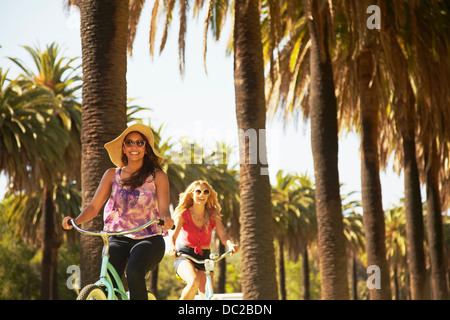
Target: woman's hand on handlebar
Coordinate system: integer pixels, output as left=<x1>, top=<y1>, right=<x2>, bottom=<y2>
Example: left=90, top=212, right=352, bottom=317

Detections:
left=227, top=241, right=239, bottom=255
left=62, top=216, right=74, bottom=230
left=167, top=246, right=178, bottom=258
left=162, top=216, right=175, bottom=230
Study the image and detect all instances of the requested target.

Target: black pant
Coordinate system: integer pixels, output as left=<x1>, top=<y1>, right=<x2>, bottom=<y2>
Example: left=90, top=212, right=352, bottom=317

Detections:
left=108, top=235, right=165, bottom=300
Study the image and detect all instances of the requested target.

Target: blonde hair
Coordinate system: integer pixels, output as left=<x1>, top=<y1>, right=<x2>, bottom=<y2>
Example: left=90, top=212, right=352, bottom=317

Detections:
left=173, top=180, right=222, bottom=225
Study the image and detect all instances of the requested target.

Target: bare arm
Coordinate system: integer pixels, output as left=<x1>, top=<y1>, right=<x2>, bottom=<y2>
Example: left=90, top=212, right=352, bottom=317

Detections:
left=167, top=215, right=185, bottom=257
left=214, top=215, right=239, bottom=254
left=62, top=168, right=115, bottom=229
left=154, top=170, right=174, bottom=229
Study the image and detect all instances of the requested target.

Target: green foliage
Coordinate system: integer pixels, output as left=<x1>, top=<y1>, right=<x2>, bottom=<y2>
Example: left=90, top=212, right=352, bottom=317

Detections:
left=0, top=209, right=81, bottom=300
left=151, top=255, right=184, bottom=300
left=276, top=248, right=321, bottom=300
left=224, top=252, right=242, bottom=294
left=0, top=212, right=40, bottom=299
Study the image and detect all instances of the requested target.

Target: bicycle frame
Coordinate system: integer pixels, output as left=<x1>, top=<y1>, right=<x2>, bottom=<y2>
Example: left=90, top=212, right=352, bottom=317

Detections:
left=96, top=232, right=127, bottom=300
left=68, top=218, right=166, bottom=300
left=177, top=250, right=233, bottom=300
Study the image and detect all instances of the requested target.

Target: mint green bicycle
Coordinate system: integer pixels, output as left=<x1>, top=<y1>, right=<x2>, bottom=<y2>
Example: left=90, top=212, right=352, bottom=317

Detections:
left=68, top=218, right=169, bottom=300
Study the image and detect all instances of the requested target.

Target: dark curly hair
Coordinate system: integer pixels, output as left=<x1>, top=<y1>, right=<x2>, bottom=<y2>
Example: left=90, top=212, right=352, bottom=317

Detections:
left=120, top=131, right=162, bottom=190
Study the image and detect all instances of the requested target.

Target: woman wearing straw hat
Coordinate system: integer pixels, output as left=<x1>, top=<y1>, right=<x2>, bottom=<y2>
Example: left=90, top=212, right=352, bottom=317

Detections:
left=62, top=124, right=174, bottom=300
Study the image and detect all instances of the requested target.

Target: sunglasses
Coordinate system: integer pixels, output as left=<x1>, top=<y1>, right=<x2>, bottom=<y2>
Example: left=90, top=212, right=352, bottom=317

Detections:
left=194, top=189, right=210, bottom=195
left=123, top=139, right=146, bottom=148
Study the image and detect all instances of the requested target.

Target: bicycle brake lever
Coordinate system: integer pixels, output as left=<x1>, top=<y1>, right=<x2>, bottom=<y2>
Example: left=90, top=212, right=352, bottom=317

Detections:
left=158, top=219, right=176, bottom=230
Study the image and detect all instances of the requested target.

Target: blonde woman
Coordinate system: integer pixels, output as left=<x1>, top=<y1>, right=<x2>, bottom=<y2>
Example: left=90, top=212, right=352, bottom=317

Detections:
left=168, top=180, right=239, bottom=300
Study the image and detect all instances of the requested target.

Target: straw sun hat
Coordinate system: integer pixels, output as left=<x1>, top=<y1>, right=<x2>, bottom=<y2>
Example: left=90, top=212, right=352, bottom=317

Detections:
left=104, top=124, right=164, bottom=167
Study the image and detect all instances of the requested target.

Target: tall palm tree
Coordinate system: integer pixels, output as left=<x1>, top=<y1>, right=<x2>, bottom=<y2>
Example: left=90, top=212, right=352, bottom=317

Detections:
left=341, top=192, right=364, bottom=300
left=77, top=0, right=129, bottom=287
left=272, top=170, right=316, bottom=300
left=303, top=0, right=349, bottom=299
left=127, top=0, right=230, bottom=74
left=353, top=0, right=391, bottom=299
left=338, top=0, right=450, bottom=299
left=385, top=202, right=408, bottom=300
left=406, top=0, right=450, bottom=299
left=381, top=8, right=429, bottom=300
left=8, top=43, right=82, bottom=299
left=0, top=66, right=74, bottom=299
left=233, top=0, right=278, bottom=300
left=0, top=69, right=69, bottom=191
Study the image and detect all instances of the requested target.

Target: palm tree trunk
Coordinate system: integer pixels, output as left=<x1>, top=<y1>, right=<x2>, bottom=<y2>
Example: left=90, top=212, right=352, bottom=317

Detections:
left=305, top=0, right=349, bottom=300
left=41, top=185, right=56, bottom=299
left=302, top=244, right=310, bottom=300
left=402, top=114, right=429, bottom=300
left=234, top=0, right=278, bottom=300
left=357, top=46, right=391, bottom=300
left=278, top=240, right=286, bottom=300
left=393, top=260, right=399, bottom=300
left=385, top=17, right=429, bottom=298
left=216, top=241, right=226, bottom=293
left=79, top=0, right=129, bottom=288
left=425, top=138, right=449, bottom=300
left=351, top=252, right=357, bottom=300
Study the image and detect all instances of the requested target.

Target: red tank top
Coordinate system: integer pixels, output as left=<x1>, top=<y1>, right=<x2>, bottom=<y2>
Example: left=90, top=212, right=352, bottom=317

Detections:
left=178, top=208, right=216, bottom=255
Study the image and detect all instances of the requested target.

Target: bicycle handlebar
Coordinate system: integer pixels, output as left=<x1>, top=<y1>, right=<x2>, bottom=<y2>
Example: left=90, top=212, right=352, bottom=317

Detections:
left=67, top=218, right=174, bottom=236
left=176, top=250, right=233, bottom=264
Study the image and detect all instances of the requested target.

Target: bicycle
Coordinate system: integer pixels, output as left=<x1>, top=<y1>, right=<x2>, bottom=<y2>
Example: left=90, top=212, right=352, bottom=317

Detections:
left=176, top=249, right=233, bottom=300
left=67, top=218, right=170, bottom=300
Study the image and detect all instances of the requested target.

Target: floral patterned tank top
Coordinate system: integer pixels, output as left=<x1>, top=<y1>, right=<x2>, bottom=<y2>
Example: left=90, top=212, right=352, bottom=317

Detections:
left=103, top=168, right=163, bottom=239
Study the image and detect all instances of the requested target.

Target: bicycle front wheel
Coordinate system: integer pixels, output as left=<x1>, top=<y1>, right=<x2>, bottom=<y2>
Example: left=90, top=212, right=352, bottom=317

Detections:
left=77, top=284, right=107, bottom=300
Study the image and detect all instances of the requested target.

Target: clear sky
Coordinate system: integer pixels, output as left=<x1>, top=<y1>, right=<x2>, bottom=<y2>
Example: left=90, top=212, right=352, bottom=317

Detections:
left=0, top=0, right=407, bottom=210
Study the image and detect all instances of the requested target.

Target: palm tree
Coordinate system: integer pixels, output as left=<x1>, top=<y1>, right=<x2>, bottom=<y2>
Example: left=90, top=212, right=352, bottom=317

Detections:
left=127, top=0, right=230, bottom=74
left=385, top=202, right=408, bottom=300
left=271, top=171, right=298, bottom=300
left=382, top=13, right=429, bottom=300
left=271, top=170, right=316, bottom=300
left=303, top=0, right=349, bottom=299
left=7, top=43, right=82, bottom=299
left=424, top=138, right=449, bottom=299
left=77, top=0, right=129, bottom=287
left=353, top=0, right=391, bottom=299
left=361, top=0, right=450, bottom=299
left=0, top=69, right=69, bottom=192
left=262, top=0, right=450, bottom=300
left=263, top=0, right=353, bottom=299
left=338, top=0, right=450, bottom=299
left=0, top=67, right=75, bottom=299
left=5, top=43, right=81, bottom=299
left=341, top=192, right=364, bottom=300
left=233, top=0, right=278, bottom=300
left=406, top=1, right=450, bottom=299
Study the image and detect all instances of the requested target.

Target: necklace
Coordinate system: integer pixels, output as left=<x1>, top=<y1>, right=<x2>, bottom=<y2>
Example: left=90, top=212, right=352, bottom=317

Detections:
left=191, top=212, right=206, bottom=222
